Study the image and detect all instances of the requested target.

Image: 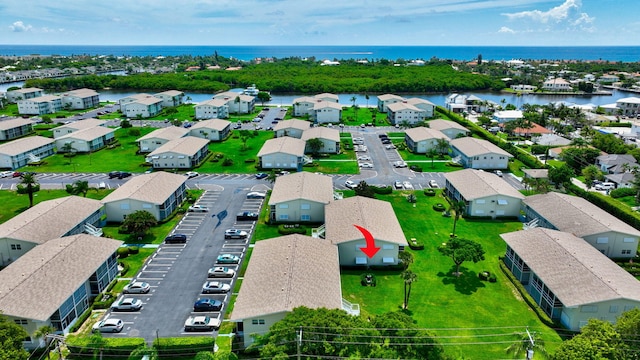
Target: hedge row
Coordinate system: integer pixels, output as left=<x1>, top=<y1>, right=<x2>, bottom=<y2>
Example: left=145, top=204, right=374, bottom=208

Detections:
left=498, top=260, right=557, bottom=329
left=372, top=185, right=393, bottom=194
left=66, top=335, right=145, bottom=359
left=278, top=224, right=307, bottom=235
left=568, top=183, right=640, bottom=231
left=154, top=336, right=216, bottom=357
left=610, top=187, right=637, bottom=199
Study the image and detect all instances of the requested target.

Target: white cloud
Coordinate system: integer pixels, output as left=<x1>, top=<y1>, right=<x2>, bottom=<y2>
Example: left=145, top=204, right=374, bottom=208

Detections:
left=498, top=26, right=516, bottom=34
left=9, top=21, right=32, bottom=32
left=502, top=0, right=594, bottom=26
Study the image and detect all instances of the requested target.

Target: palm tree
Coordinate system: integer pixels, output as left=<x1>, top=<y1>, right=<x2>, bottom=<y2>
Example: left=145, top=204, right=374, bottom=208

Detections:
left=306, top=138, right=324, bottom=157
left=398, top=251, right=414, bottom=270
left=401, top=270, right=417, bottom=309
left=435, top=138, right=449, bottom=158
left=17, top=173, right=40, bottom=208
left=426, top=148, right=438, bottom=168
left=33, top=325, right=56, bottom=359
left=365, top=93, right=370, bottom=108
left=450, top=200, right=466, bottom=238
left=350, top=96, right=357, bottom=107
left=73, top=180, right=91, bottom=197
left=505, top=330, right=548, bottom=359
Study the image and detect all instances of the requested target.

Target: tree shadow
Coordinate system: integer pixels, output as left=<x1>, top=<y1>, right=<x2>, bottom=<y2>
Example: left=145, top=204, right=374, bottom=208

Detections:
left=437, top=266, right=486, bottom=295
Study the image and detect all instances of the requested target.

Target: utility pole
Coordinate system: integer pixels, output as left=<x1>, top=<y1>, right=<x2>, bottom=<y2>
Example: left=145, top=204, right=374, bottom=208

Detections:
left=297, top=327, right=302, bottom=360
left=46, top=334, right=66, bottom=360
left=525, top=327, right=535, bottom=360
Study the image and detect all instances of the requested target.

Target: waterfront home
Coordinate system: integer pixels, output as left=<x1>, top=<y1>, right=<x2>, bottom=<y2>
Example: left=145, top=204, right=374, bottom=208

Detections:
left=449, top=137, right=512, bottom=169
left=154, top=90, right=184, bottom=107
left=405, top=98, right=436, bottom=118
left=0, top=136, right=55, bottom=170
left=6, top=87, right=43, bottom=103
left=616, top=97, right=640, bottom=116
left=274, top=119, right=311, bottom=138
left=60, top=88, right=100, bottom=110
left=189, top=119, right=231, bottom=141
left=194, top=99, right=229, bottom=119
left=542, top=78, right=572, bottom=92
left=17, top=95, right=62, bottom=115
left=212, top=92, right=255, bottom=114
left=146, top=136, right=210, bottom=169
left=376, top=94, right=404, bottom=112
left=386, top=102, right=426, bottom=126
left=0, top=117, right=34, bottom=141
left=492, top=110, right=523, bottom=123
left=121, top=94, right=163, bottom=118
left=444, top=169, right=524, bottom=218
left=445, top=94, right=484, bottom=114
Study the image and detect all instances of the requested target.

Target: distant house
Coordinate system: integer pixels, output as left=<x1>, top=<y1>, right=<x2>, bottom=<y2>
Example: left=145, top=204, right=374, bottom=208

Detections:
left=492, top=110, right=523, bottom=123
left=189, top=119, right=231, bottom=141
left=301, top=127, right=340, bottom=154
left=6, top=87, right=43, bottom=103
left=121, top=94, right=163, bottom=118
left=315, top=93, right=339, bottom=103
left=257, top=137, right=306, bottom=171
left=542, top=78, right=572, bottom=92
left=522, top=169, right=549, bottom=182
left=0, top=136, right=55, bottom=170
left=427, top=119, right=469, bottom=139
left=194, top=99, right=229, bottom=119
left=405, top=98, right=436, bottom=118
left=404, top=127, right=448, bottom=154
left=0, top=234, right=120, bottom=347
left=449, top=137, right=512, bottom=169
left=377, top=94, right=404, bottom=112
left=154, top=90, right=184, bottom=108
left=522, top=192, right=640, bottom=258
left=146, top=136, right=210, bottom=169
left=532, top=134, right=571, bottom=147
left=212, top=92, right=255, bottom=114
left=230, top=234, right=346, bottom=348
left=293, top=93, right=340, bottom=117
left=55, top=126, right=115, bottom=153
left=0, top=117, right=34, bottom=141
left=324, top=196, right=408, bottom=266
left=60, top=88, right=100, bottom=110
left=136, top=126, right=190, bottom=153
left=616, top=97, right=640, bottom=116
left=17, top=95, right=63, bottom=115
left=445, top=94, right=484, bottom=113
left=510, top=84, right=537, bottom=92
left=386, top=102, right=426, bottom=125
left=0, top=196, right=105, bottom=267
left=506, top=123, right=553, bottom=137
left=596, top=154, right=637, bottom=174
left=605, top=172, right=635, bottom=189
left=444, top=169, right=524, bottom=218
left=502, top=228, right=640, bottom=332
left=313, top=101, right=342, bottom=124
left=268, top=172, right=334, bottom=223
left=101, top=171, right=187, bottom=222
left=273, top=119, right=311, bottom=138
left=52, top=118, right=107, bottom=139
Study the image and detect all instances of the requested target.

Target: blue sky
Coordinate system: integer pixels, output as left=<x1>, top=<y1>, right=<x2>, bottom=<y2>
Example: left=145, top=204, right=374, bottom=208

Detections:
left=1, top=0, right=638, bottom=46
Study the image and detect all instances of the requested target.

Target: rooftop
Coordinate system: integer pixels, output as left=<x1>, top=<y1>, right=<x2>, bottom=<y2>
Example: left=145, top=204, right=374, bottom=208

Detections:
left=445, top=169, right=525, bottom=200
left=269, top=172, right=334, bottom=205
left=101, top=172, right=187, bottom=205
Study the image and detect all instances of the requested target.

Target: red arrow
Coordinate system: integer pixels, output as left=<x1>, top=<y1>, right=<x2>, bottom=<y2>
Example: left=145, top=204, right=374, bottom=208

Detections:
left=354, top=225, right=380, bottom=258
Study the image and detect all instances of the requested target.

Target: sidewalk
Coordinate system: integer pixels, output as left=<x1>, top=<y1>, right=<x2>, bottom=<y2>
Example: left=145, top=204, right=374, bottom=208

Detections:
left=571, top=177, right=589, bottom=190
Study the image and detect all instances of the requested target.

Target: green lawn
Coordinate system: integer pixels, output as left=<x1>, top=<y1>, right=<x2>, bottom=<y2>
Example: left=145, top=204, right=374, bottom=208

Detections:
left=118, top=248, right=156, bottom=278
left=196, top=131, right=273, bottom=174
left=340, top=191, right=562, bottom=359
left=20, top=127, right=157, bottom=173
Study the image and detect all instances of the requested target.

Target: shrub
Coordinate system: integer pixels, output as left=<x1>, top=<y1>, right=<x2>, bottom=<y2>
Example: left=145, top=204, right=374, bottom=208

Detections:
left=128, top=128, right=141, bottom=136
left=360, top=273, right=377, bottom=287
left=68, top=307, right=93, bottom=333
left=117, top=247, right=130, bottom=258
left=446, top=162, right=463, bottom=168
left=408, top=238, right=424, bottom=250
left=373, top=185, right=393, bottom=194
left=433, top=203, right=446, bottom=212
left=478, top=271, right=491, bottom=281
left=424, top=188, right=436, bottom=196
left=93, top=292, right=117, bottom=309
left=610, top=187, right=636, bottom=199
left=489, top=274, right=497, bottom=283
left=407, top=194, right=417, bottom=203
left=128, top=246, right=139, bottom=255
left=278, top=224, right=307, bottom=235
left=244, top=158, right=256, bottom=163
left=119, top=261, right=130, bottom=276
left=222, top=158, right=234, bottom=166
left=409, top=165, right=423, bottom=172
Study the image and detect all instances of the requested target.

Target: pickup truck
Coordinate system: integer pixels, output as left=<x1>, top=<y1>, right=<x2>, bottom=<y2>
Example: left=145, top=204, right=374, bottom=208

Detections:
left=184, top=315, right=221, bottom=331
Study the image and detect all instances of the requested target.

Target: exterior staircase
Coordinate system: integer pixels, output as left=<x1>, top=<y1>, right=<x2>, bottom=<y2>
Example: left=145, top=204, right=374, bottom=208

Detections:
left=341, top=298, right=360, bottom=316
left=523, top=217, right=539, bottom=230
left=312, top=224, right=326, bottom=239
left=84, top=223, right=103, bottom=237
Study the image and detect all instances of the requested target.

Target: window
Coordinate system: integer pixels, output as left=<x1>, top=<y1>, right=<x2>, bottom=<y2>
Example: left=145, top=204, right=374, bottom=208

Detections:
left=355, top=257, right=367, bottom=265
left=476, top=199, right=486, bottom=204
left=300, top=204, right=311, bottom=210
left=120, top=203, right=130, bottom=210
left=382, top=244, right=394, bottom=250
left=300, top=215, right=310, bottom=221
left=581, top=305, right=598, bottom=313
left=382, top=257, right=395, bottom=264
left=497, top=199, right=508, bottom=205
left=142, top=203, right=152, bottom=209
left=251, top=319, right=266, bottom=325
left=596, top=237, right=609, bottom=244
left=10, top=244, right=21, bottom=250
left=622, top=250, right=632, bottom=255
left=14, top=319, right=27, bottom=325
left=279, top=214, right=289, bottom=220
left=610, top=305, right=619, bottom=313
left=279, top=204, right=289, bottom=209
left=624, top=238, right=636, bottom=243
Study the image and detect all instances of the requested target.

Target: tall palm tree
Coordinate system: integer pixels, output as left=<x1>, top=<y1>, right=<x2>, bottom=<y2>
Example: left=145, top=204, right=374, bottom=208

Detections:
left=435, top=138, right=450, bottom=158
left=426, top=148, right=438, bottom=168
left=17, top=173, right=40, bottom=208
left=350, top=96, right=357, bottom=107
left=33, top=325, right=56, bottom=359
left=401, top=270, right=417, bottom=310
left=450, top=200, right=466, bottom=238
left=505, top=330, right=548, bottom=359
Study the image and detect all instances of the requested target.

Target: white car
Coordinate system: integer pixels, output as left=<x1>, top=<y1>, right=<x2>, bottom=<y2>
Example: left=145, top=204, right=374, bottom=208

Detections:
left=185, top=171, right=199, bottom=178
left=122, top=281, right=150, bottom=294
left=111, top=297, right=142, bottom=311
left=494, top=170, right=503, bottom=177
left=357, top=155, right=371, bottom=161
left=208, top=266, right=236, bottom=278
left=93, top=318, right=124, bottom=333
left=386, top=144, right=397, bottom=150
left=359, top=162, right=374, bottom=169
left=345, top=180, right=358, bottom=189
left=403, top=181, right=414, bottom=190
left=188, top=205, right=209, bottom=212
left=98, top=181, right=107, bottom=189
left=246, top=191, right=266, bottom=199
left=353, top=137, right=364, bottom=142
left=0, top=171, right=14, bottom=178
left=393, top=161, right=407, bottom=168
left=429, top=180, right=439, bottom=188
left=202, top=281, right=231, bottom=294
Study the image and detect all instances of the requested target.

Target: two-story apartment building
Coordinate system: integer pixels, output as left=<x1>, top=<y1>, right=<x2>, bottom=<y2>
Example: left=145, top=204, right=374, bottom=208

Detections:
left=60, top=88, right=100, bottom=110
left=0, top=136, right=55, bottom=170
left=404, top=127, right=448, bottom=154
left=449, top=137, right=512, bottom=169
left=268, top=172, right=334, bottom=223
left=212, top=92, right=255, bottom=114
left=313, top=101, right=342, bottom=124
left=194, top=99, right=229, bottom=119
left=17, top=95, right=63, bottom=115
left=136, top=126, right=190, bottom=153
left=154, top=90, right=184, bottom=108
left=6, top=87, right=43, bottom=103
left=0, top=117, right=34, bottom=141
left=146, top=136, right=210, bottom=169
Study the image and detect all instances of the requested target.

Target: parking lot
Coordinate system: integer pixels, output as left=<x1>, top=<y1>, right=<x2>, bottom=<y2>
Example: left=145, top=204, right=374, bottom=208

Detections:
left=96, top=185, right=267, bottom=340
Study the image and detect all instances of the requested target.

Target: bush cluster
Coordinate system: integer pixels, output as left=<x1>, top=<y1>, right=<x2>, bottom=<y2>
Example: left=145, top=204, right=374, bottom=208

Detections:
left=409, top=165, right=423, bottom=172
left=372, top=185, right=393, bottom=194
left=610, top=187, right=637, bottom=199
left=278, top=224, right=307, bottom=235
left=478, top=271, right=497, bottom=282
left=424, top=188, right=436, bottom=196
left=433, top=203, right=446, bottom=212
left=93, top=292, right=117, bottom=309
left=408, top=238, right=424, bottom=250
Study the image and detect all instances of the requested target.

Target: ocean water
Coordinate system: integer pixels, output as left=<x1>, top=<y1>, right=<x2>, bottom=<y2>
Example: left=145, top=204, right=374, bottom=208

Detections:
left=1, top=45, right=640, bottom=62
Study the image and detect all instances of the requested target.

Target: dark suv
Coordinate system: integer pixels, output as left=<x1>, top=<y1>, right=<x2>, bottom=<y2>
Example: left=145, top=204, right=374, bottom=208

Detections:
left=236, top=211, right=259, bottom=221
left=164, top=234, right=187, bottom=244
left=108, top=171, right=132, bottom=179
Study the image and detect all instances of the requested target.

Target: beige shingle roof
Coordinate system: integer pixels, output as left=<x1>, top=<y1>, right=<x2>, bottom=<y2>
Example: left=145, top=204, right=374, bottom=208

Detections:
left=313, top=101, right=342, bottom=111
left=523, top=192, right=640, bottom=238
left=27, top=95, right=60, bottom=103
left=301, top=127, right=340, bottom=142
left=57, top=126, right=114, bottom=141
left=230, top=234, right=342, bottom=320
left=406, top=98, right=436, bottom=107
left=133, top=96, right=163, bottom=105
left=136, top=126, right=190, bottom=142
left=155, top=90, right=184, bottom=97
left=0, top=136, right=54, bottom=156
left=63, top=88, right=98, bottom=97
left=445, top=169, right=525, bottom=201
left=273, top=119, right=311, bottom=132
left=292, top=96, right=316, bottom=104
left=450, top=137, right=512, bottom=158
left=190, top=119, right=231, bottom=131
left=0, top=117, right=34, bottom=130
left=257, top=137, right=306, bottom=157
left=269, top=172, right=334, bottom=205
left=213, top=91, right=254, bottom=102
left=101, top=172, right=187, bottom=204
left=325, top=196, right=408, bottom=246
left=0, top=196, right=103, bottom=244
left=315, top=93, right=339, bottom=101
left=501, top=228, right=640, bottom=307
left=195, top=98, right=228, bottom=107
left=10, top=87, right=42, bottom=94
left=377, top=94, right=404, bottom=101
left=522, top=169, right=549, bottom=179
left=148, top=136, right=209, bottom=157
left=405, top=127, right=448, bottom=143
left=54, top=118, right=106, bottom=132
left=0, top=234, right=121, bottom=320
left=387, top=102, right=421, bottom=112
left=428, top=119, right=469, bottom=133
